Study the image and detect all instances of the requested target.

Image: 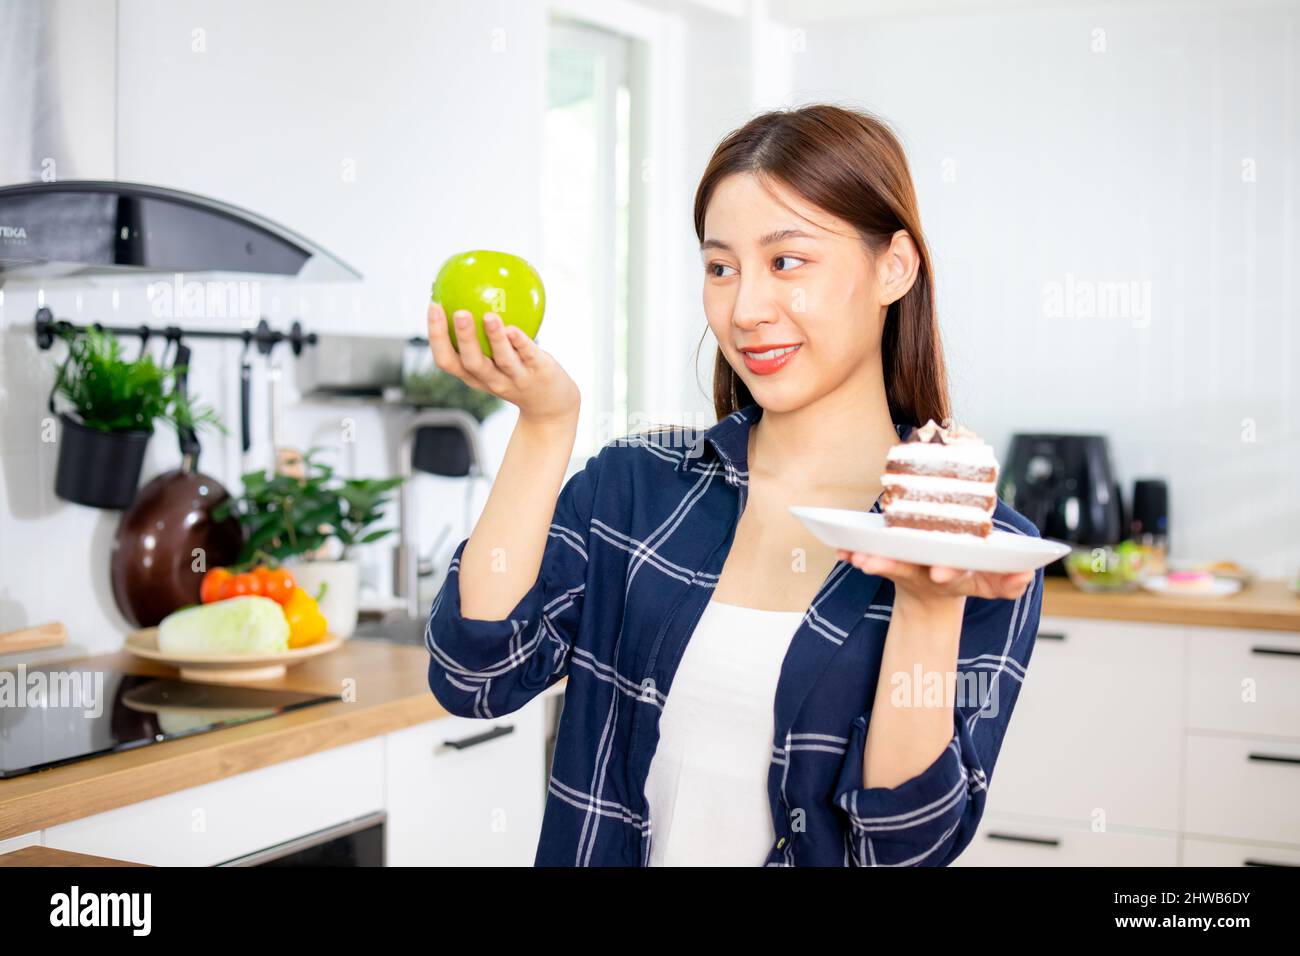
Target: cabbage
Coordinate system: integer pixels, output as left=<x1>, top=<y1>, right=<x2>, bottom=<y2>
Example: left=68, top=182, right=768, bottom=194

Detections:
left=157, top=596, right=290, bottom=655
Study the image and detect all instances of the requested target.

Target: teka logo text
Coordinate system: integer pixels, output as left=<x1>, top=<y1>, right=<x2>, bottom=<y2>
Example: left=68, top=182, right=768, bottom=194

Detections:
left=49, top=885, right=151, bottom=936
left=0, top=224, right=29, bottom=241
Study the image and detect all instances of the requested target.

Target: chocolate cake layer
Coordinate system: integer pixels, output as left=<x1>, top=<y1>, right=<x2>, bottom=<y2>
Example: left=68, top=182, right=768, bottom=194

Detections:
left=883, top=512, right=992, bottom=537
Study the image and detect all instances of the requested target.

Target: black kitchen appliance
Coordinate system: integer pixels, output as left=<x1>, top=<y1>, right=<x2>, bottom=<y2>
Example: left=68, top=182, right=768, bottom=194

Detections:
left=1130, top=478, right=1169, bottom=543
left=998, top=432, right=1124, bottom=577
left=0, top=668, right=339, bottom=779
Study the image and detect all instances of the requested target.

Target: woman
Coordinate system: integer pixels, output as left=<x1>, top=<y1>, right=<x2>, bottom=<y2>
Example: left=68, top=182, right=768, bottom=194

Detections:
left=424, top=104, right=1043, bottom=867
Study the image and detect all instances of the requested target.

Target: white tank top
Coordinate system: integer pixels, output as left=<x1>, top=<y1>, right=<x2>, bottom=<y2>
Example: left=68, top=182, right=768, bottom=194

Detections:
left=644, top=597, right=805, bottom=866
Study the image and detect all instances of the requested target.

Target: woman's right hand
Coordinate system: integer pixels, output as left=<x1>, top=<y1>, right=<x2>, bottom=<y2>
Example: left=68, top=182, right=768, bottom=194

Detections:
left=426, top=301, right=580, bottom=428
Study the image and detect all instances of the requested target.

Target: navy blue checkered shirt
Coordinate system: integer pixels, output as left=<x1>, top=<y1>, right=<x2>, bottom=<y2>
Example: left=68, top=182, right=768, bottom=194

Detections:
left=426, top=402, right=1044, bottom=866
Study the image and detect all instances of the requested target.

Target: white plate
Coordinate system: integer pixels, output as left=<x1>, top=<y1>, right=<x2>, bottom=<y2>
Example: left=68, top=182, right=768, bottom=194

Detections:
left=1140, top=575, right=1242, bottom=598
left=789, top=506, right=1070, bottom=574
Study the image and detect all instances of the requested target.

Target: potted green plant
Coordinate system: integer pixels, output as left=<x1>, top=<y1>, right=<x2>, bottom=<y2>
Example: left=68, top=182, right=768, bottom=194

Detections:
left=49, top=326, right=223, bottom=509
left=401, top=365, right=502, bottom=421
left=212, top=448, right=404, bottom=638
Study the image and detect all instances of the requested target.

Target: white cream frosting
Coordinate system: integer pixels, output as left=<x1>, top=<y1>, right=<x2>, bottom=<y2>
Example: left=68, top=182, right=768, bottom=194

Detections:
left=886, top=440, right=998, bottom=469
left=886, top=419, right=998, bottom=470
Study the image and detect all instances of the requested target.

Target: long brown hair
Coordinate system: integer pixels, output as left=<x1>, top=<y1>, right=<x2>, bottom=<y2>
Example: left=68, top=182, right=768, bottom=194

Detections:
left=693, top=104, right=951, bottom=429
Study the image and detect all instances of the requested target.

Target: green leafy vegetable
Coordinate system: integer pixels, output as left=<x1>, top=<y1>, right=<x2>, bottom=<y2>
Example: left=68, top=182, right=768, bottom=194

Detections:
left=157, top=596, right=289, bottom=655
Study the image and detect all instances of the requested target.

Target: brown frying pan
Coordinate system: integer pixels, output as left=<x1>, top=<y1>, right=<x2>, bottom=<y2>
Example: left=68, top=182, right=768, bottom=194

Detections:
left=109, top=340, right=243, bottom=628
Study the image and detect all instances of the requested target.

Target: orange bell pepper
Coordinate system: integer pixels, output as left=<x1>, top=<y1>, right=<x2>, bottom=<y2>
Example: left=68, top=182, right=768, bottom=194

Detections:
left=284, top=586, right=328, bottom=648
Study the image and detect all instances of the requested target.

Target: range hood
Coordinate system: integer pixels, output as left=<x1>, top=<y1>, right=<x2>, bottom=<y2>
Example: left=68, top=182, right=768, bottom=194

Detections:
left=0, top=180, right=362, bottom=283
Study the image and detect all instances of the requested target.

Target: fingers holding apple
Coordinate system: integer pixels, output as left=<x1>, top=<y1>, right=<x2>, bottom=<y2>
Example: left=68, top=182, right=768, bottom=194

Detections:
left=431, top=249, right=544, bottom=359
left=426, top=301, right=476, bottom=383
left=427, top=249, right=580, bottom=427
left=446, top=305, right=517, bottom=393
left=479, top=311, right=527, bottom=378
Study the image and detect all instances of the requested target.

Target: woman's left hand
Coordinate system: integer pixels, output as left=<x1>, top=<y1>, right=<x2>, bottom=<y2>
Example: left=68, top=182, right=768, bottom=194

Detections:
left=836, top=549, right=1035, bottom=606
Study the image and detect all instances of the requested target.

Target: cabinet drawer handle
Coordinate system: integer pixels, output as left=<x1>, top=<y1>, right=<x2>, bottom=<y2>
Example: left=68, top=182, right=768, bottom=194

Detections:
left=986, top=831, right=1061, bottom=847
left=1251, top=645, right=1300, bottom=659
left=1244, top=859, right=1298, bottom=867
left=1247, top=752, right=1300, bottom=766
left=438, top=723, right=516, bottom=753
left=1037, top=632, right=1066, bottom=642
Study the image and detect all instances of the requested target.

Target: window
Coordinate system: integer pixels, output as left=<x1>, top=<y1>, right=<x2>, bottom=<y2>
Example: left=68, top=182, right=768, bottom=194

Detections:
left=544, top=18, right=634, bottom=461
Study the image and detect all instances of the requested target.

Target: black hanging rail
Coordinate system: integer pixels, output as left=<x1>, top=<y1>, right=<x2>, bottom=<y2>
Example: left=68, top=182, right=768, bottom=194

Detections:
left=32, top=306, right=318, bottom=356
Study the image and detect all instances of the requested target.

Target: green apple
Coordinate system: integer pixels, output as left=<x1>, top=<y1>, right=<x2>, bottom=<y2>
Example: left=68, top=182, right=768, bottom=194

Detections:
left=430, top=249, right=546, bottom=359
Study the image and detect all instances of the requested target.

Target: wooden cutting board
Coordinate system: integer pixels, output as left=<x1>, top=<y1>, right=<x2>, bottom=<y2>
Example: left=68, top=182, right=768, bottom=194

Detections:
left=0, top=621, right=67, bottom=653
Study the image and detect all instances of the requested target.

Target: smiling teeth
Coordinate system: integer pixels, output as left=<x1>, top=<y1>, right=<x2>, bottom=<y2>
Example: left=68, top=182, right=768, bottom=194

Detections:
left=748, top=345, right=799, bottom=360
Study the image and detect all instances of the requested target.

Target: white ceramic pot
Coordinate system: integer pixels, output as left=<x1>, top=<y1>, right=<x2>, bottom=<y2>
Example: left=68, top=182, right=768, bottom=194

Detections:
left=289, top=559, right=360, bottom=638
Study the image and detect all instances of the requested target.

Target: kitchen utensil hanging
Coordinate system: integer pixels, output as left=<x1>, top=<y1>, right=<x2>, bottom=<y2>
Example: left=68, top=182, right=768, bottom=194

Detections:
left=34, top=308, right=318, bottom=354
left=35, top=307, right=318, bottom=509
left=239, top=329, right=254, bottom=453
left=110, top=337, right=244, bottom=628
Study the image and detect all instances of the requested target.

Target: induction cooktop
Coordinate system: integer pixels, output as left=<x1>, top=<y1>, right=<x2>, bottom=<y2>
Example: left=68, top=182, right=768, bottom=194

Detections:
left=0, top=666, right=340, bottom=779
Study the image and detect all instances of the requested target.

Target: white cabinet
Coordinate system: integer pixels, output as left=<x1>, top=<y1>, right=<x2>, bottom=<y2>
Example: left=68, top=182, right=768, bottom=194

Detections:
left=385, top=697, right=547, bottom=866
left=43, top=738, right=385, bottom=866
left=1186, top=627, right=1300, bottom=737
left=965, top=613, right=1300, bottom=866
left=1184, top=734, right=1300, bottom=845
left=0, top=831, right=41, bottom=856
left=954, top=813, right=1178, bottom=866
left=1181, top=836, right=1300, bottom=867
left=983, top=615, right=1183, bottom=831
left=26, top=689, right=554, bottom=867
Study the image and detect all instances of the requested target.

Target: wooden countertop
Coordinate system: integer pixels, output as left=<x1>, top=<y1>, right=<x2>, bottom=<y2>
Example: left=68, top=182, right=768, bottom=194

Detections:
left=0, top=846, right=150, bottom=867
left=0, top=640, right=454, bottom=841
left=1042, top=577, right=1300, bottom=631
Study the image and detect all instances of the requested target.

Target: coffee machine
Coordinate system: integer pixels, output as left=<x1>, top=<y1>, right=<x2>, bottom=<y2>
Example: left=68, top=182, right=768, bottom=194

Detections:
left=998, top=433, right=1124, bottom=577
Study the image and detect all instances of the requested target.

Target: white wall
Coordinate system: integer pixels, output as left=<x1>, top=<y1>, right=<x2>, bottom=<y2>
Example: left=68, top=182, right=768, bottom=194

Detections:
left=11, top=0, right=1284, bottom=653
left=0, top=0, right=736, bottom=650
left=764, top=0, right=1300, bottom=576
left=0, top=0, right=559, bottom=649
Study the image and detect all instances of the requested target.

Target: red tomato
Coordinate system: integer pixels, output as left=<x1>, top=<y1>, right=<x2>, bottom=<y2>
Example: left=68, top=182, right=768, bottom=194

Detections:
left=255, top=567, right=296, bottom=605
left=200, top=568, right=232, bottom=604
left=227, top=572, right=262, bottom=598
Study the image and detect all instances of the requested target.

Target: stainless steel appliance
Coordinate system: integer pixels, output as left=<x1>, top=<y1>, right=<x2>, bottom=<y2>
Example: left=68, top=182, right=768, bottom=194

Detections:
left=0, top=180, right=362, bottom=281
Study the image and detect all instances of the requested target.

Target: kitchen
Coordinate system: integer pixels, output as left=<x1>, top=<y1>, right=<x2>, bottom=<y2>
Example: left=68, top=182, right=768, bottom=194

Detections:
left=0, top=0, right=1298, bottom=889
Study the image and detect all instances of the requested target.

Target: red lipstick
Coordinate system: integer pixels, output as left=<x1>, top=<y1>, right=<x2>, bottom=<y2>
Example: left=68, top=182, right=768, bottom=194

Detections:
left=740, top=343, right=801, bottom=375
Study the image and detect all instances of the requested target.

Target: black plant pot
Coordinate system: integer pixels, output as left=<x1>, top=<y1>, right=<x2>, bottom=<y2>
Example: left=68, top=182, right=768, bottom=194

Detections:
left=54, top=412, right=152, bottom=510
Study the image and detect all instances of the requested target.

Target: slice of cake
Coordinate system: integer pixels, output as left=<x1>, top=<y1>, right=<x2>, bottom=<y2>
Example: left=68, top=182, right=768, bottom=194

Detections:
left=879, top=419, right=999, bottom=537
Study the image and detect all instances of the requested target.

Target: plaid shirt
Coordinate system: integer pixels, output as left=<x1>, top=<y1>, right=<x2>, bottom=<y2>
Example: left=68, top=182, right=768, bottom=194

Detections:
left=425, top=402, right=1044, bottom=866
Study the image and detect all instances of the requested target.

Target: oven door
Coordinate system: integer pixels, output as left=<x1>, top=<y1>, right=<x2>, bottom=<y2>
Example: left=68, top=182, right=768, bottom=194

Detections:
left=217, top=811, right=387, bottom=866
